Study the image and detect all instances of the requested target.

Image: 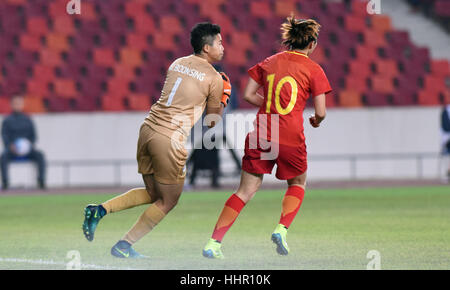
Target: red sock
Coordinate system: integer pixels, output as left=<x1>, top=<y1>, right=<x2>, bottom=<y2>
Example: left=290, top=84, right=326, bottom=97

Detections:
left=279, top=186, right=305, bottom=228
left=211, top=194, right=246, bottom=242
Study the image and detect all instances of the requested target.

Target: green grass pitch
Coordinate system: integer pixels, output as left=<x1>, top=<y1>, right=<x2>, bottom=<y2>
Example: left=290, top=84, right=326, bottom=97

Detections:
left=0, top=186, right=449, bottom=270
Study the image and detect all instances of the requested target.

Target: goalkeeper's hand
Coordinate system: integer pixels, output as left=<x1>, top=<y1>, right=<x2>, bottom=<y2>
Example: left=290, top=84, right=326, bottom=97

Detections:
left=220, top=72, right=231, bottom=107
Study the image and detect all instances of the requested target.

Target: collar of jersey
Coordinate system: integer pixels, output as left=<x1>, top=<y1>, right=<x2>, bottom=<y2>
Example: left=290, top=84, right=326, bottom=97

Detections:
left=285, top=50, right=309, bottom=58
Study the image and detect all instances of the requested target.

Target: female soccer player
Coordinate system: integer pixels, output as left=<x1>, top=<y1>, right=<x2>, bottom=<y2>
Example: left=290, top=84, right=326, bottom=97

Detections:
left=82, top=22, right=231, bottom=258
left=203, top=16, right=332, bottom=258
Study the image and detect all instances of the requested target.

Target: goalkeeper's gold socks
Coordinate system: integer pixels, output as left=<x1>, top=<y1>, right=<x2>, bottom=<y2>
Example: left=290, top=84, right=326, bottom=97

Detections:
left=211, top=194, right=246, bottom=242
left=101, top=188, right=152, bottom=214
left=122, top=204, right=165, bottom=244
left=279, top=186, right=305, bottom=228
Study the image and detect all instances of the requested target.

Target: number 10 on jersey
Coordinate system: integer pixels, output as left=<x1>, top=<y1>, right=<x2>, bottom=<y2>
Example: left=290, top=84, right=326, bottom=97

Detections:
left=265, top=74, right=298, bottom=115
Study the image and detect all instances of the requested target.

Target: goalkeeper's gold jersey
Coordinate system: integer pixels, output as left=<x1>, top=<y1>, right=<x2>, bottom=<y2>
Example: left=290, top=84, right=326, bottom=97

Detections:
left=144, top=54, right=223, bottom=143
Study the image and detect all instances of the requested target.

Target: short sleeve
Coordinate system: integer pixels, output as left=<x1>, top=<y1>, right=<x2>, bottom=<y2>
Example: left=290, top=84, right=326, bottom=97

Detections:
left=248, top=62, right=264, bottom=86
left=207, top=73, right=223, bottom=109
left=311, top=65, right=332, bottom=97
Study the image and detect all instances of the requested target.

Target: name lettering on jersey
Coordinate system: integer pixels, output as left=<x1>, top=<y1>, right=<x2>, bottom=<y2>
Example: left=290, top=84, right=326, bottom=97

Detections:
left=169, top=63, right=205, bottom=81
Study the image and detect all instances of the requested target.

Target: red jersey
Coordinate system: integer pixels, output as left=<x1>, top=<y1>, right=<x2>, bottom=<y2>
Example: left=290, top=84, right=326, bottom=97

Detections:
left=248, top=50, right=332, bottom=147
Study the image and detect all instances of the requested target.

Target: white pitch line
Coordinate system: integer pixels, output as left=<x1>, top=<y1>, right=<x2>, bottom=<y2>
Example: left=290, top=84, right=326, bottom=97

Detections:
left=0, top=257, right=138, bottom=270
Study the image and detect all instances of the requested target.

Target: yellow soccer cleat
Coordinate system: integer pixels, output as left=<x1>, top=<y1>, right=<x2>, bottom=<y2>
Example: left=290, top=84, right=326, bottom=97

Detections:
left=271, top=224, right=290, bottom=255
left=202, top=238, right=225, bottom=259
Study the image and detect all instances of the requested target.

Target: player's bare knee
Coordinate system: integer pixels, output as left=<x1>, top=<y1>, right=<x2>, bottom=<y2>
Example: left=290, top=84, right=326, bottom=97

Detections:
left=235, top=190, right=256, bottom=203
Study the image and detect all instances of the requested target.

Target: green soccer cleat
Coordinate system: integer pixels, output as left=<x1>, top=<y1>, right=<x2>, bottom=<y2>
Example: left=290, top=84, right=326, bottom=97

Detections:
left=271, top=224, right=290, bottom=256
left=111, top=240, right=147, bottom=259
left=202, top=238, right=225, bottom=259
left=82, top=204, right=105, bottom=242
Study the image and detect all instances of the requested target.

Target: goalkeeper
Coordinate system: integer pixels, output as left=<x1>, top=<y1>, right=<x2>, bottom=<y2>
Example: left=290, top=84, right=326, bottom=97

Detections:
left=82, top=22, right=231, bottom=258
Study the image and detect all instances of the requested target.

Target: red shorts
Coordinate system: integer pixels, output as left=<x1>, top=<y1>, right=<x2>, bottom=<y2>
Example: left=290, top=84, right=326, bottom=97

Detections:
left=242, top=134, right=307, bottom=180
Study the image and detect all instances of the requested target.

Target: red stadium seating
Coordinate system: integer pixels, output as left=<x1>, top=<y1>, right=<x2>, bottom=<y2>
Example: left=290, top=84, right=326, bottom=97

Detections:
left=23, top=96, right=45, bottom=113
left=338, top=89, right=363, bottom=107
left=0, top=0, right=446, bottom=113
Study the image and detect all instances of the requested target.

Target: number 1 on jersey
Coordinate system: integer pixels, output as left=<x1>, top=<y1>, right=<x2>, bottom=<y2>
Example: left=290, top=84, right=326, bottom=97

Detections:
left=166, top=77, right=183, bottom=106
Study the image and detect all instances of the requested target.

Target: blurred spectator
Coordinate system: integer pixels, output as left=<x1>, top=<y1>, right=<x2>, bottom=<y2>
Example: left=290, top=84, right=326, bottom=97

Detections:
left=187, top=64, right=241, bottom=188
left=1, top=96, right=46, bottom=190
left=441, top=105, right=450, bottom=181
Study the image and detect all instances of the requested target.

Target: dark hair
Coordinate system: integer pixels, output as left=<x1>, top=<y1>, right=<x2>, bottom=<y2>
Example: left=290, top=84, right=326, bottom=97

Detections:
left=190, top=22, right=221, bottom=54
left=281, top=16, right=321, bottom=50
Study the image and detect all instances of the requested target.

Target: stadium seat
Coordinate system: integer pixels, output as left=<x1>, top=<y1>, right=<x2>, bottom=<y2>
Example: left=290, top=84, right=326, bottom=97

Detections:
left=390, top=91, right=416, bottom=106
left=324, top=1, right=347, bottom=18
left=54, top=79, right=77, bottom=98
left=126, top=33, right=149, bottom=50
left=223, top=47, right=247, bottom=66
left=386, top=30, right=411, bottom=48
left=52, top=16, right=76, bottom=35
left=417, top=89, right=440, bottom=106
left=351, top=0, right=370, bottom=17
left=424, top=75, right=448, bottom=94
left=47, top=97, right=73, bottom=112
left=83, top=64, right=109, bottom=82
left=49, top=0, right=68, bottom=18
left=113, top=63, right=135, bottom=81
left=374, top=59, right=399, bottom=78
left=101, top=95, right=125, bottom=111
left=274, top=0, right=296, bottom=17
left=126, top=94, right=151, bottom=111
left=370, top=15, right=392, bottom=33
left=1, top=79, right=25, bottom=96
left=20, top=34, right=42, bottom=51
left=430, top=60, right=449, bottom=77
left=370, top=75, right=395, bottom=94
left=26, top=17, right=48, bottom=35
left=23, top=96, right=45, bottom=113
left=250, top=1, right=272, bottom=18
left=33, top=64, right=55, bottom=82
left=348, top=60, right=371, bottom=77
left=364, top=92, right=389, bottom=106
left=124, top=1, right=149, bottom=18
left=230, top=31, right=253, bottom=51
left=152, top=32, right=177, bottom=51
left=93, top=48, right=116, bottom=67
left=133, top=15, right=156, bottom=34
left=363, top=29, right=387, bottom=47
left=355, top=45, right=378, bottom=63
left=106, top=78, right=129, bottom=98
left=2, top=63, right=30, bottom=81
left=39, top=48, right=62, bottom=66
left=120, top=48, right=142, bottom=67
left=0, top=98, right=12, bottom=114
left=338, top=89, right=363, bottom=107
left=46, top=33, right=69, bottom=52
left=27, top=79, right=49, bottom=97
left=345, top=74, right=368, bottom=93
left=75, top=1, right=97, bottom=20
left=76, top=79, right=104, bottom=99
left=160, top=15, right=184, bottom=36
left=344, top=15, right=367, bottom=32
left=74, top=96, right=99, bottom=111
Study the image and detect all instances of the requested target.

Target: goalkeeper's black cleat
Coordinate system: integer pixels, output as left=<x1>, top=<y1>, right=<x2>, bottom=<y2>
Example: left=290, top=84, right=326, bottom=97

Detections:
left=82, top=204, right=105, bottom=242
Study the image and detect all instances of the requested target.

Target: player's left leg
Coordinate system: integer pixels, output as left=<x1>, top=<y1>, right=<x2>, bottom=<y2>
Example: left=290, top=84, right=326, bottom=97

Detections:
left=111, top=175, right=184, bottom=258
left=203, top=170, right=263, bottom=259
left=82, top=183, right=156, bottom=242
left=272, top=172, right=307, bottom=256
